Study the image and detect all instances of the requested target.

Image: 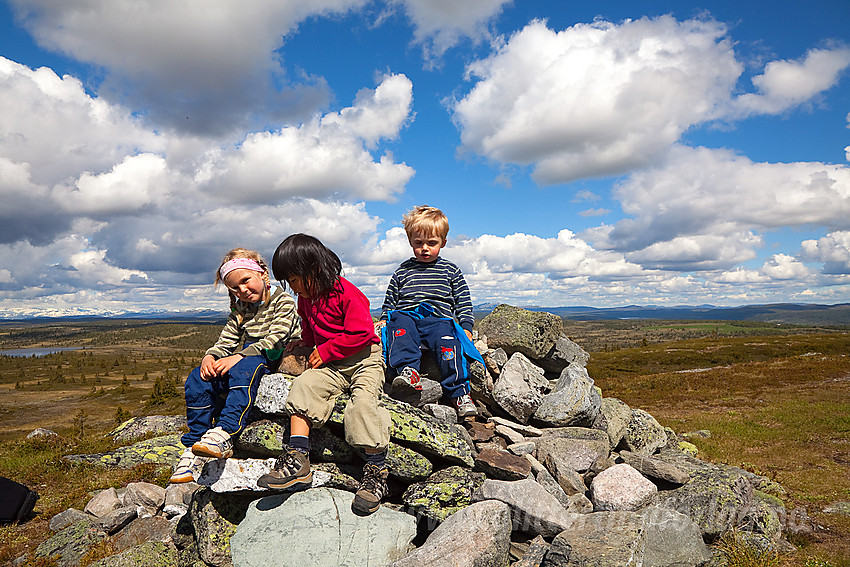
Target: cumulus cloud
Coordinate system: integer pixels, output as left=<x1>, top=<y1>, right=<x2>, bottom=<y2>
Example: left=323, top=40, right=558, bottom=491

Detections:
left=800, top=231, right=850, bottom=274
left=452, top=16, right=741, bottom=183
left=201, top=74, right=415, bottom=204
left=8, top=0, right=367, bottom=134
left=391, top=0, right=512, bottom=62
left=0, top=57, right=164, bottom=184
left=734, top=47, right=850, bottom=116
left=592, top=146, right=850, bottom=270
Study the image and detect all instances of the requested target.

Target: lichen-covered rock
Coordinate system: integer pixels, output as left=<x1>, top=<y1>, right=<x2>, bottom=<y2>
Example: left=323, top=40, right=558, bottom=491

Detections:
left=65, top=434, right=184, bottom=468
left=621, top=408, right=667, bottom=456
left=402, top=466, right=486, bottom=523
left=655, top=453, right=754, bottom=540
left=330, top=396, right=475, bottom=467
left=190, top=488, right=262, bottom=567
left=598, top=397, right=631, bottom=448
left=34, top=517, right=107, bottom=567
left=110, top=415, right=186, bottom=443
left=49, top=508, right=92, bottom=532
left=91, top=540, right=179, bottom=567
left=478, top=304, right=563, bottom=360
left=543, top=511, right=645, bottom=567
left=386, top=442, right=434, bottom=482
left=253, top=373, right=294, bottom=415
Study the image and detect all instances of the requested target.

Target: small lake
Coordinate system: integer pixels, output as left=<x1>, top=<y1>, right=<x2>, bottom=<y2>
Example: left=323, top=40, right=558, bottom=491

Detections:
left=0, top=347, right=81, bottom=358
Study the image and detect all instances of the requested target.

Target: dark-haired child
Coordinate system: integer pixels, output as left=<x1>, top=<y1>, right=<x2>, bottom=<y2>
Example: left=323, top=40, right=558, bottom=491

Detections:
left=257, top=233, right=391, bottom=515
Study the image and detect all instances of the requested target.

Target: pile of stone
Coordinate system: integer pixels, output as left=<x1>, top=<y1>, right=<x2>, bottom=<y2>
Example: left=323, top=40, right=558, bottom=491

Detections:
left=27, top=304, right=813, bottom=567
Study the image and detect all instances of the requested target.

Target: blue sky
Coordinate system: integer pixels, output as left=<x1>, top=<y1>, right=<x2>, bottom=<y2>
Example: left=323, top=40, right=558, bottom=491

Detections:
left=0, top=0, right=848, bottom=318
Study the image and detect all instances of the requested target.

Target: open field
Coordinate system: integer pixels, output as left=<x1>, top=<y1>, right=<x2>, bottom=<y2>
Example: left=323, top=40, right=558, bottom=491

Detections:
left=0, top=319, right=848, bottom=565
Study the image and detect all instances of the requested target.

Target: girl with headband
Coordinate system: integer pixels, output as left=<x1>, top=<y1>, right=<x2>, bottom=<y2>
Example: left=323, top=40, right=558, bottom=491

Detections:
left=170, top=247, right=300, bottom=483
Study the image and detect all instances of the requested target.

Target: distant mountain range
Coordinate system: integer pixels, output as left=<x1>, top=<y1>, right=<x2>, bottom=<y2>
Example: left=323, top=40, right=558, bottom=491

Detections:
left=2, top=303, right=848, bottom=327
left=472, top=302, right=850, bottom=326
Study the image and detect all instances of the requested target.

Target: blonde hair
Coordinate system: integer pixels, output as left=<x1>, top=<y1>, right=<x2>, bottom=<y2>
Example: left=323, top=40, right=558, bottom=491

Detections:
left=403, top=205, right=449, bottom=240
left=215, top=248, right=271, bottom=316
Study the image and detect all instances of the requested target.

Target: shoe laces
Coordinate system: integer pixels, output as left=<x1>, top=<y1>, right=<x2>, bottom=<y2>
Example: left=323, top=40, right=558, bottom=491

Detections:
left=275, top=449, right=305, bottom=473
left=360, top=463, right=387, bottom=495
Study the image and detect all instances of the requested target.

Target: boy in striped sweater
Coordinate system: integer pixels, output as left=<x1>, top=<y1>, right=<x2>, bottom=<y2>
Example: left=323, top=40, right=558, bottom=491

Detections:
left=377, top=206, right=479, bottom=418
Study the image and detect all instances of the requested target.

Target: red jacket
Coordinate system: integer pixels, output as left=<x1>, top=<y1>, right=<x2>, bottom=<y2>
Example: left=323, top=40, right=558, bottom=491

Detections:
left=297, top=277, right=380, bottom=363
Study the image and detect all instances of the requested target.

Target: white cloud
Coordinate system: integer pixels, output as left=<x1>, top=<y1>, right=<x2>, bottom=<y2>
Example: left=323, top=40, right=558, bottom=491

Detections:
left=595, top=146, right=850, bottom=270
left=200, top=74, right=415, bottom=204
left=578, top=208, right=610, bottom=217
left=800, top=231, right=850, bottom=274
left=452, top=16, right=741, bottom=183
left=392, top=0, right=512, bottom=61
left=734, top=47, right=850, bottom=116
left=0, top=57, right=164, bottom=184
left=760, top=254, right=810, bottom=280
left=8, top=0, right=368, bottom=134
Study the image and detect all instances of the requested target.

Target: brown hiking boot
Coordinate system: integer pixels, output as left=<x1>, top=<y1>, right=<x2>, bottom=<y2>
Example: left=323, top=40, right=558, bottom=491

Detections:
left=352, top=462, right=389, bottom=515
left=257, top=447, right=312, bottom=491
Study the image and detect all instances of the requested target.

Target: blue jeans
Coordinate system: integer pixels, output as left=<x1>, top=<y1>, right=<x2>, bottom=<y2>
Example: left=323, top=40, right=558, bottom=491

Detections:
left=181, top=354, right=268, bottom=446
left=385, top=311, right=469, bottom=399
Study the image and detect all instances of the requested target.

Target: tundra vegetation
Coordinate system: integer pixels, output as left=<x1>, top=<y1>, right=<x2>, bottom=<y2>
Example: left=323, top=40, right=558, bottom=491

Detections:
left=0, top=318, right=847, bottom=566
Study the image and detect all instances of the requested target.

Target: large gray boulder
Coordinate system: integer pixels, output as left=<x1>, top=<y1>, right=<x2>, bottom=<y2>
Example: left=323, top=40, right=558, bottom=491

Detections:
left=655, top=453, right=754, bottom=539
left=640, top=506, right=712, bottom=566
left=543, top=511, right=645, bottom=567
left=230, top=488, right=417, bottom=567
left=472, top=478, right=579, bottom=538
left=478, top=305, right=563, bottom=360
left=536, top=428, right=610, bottom=474
left=492, top=353, right=548, bottom=424
left=533, top=365, right=601, bottom=427
left=390, top=500, right=512, bottom=567
left=536, top=334, right=590, bottom=374
left=542, top=507, right=711, bottom=567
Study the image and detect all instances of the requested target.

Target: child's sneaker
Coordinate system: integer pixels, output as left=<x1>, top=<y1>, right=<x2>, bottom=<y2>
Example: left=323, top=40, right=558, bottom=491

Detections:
left=191, top=426, right=233, bottom=459
left=392, top=366, right=422, bottom=392
left=453, top=393, right=478, bottom=418
left=352, top=463, right=389, bottom=515
left=257, top=447, right=312, bottom=492
left=170, top=448, right=197, bottom=484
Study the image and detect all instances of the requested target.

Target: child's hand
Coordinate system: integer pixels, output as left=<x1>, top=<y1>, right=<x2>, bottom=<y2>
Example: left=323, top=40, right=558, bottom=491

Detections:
left=308, top=348, right=324, bottom=369
left=213, top=354, right=243, bottom=375
left=464, top=329, right=473, bottom=341
left=199, top=355, right=218, bottom=380
left=374, top=320, right=386, bottom=333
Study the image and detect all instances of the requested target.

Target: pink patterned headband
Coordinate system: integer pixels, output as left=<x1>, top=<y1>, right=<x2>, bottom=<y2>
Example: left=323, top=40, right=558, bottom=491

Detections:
left=219, top=258, right=265, bottom=280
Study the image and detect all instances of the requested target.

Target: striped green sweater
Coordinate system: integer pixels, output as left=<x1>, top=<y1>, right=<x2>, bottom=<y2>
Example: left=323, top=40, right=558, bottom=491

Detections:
left=205, top=287, right=300, bottom=360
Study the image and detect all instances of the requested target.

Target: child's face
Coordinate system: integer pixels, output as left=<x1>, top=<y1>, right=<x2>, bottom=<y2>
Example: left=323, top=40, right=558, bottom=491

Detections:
left=409, top=231, right=446, bottom=263
left=223, top=268, right=266, bottom=303
left=286, top=275, right=310, bottom=297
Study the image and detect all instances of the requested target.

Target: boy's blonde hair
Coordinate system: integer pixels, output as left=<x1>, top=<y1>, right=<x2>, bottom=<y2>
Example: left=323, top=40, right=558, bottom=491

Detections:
left=403, top=205, right=449, bottom=240
left=214, top=248, right=271, bottom=315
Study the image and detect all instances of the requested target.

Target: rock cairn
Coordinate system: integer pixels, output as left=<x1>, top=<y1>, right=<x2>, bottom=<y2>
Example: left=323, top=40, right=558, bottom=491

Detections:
left=31, top=304, right=813, bottom=567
